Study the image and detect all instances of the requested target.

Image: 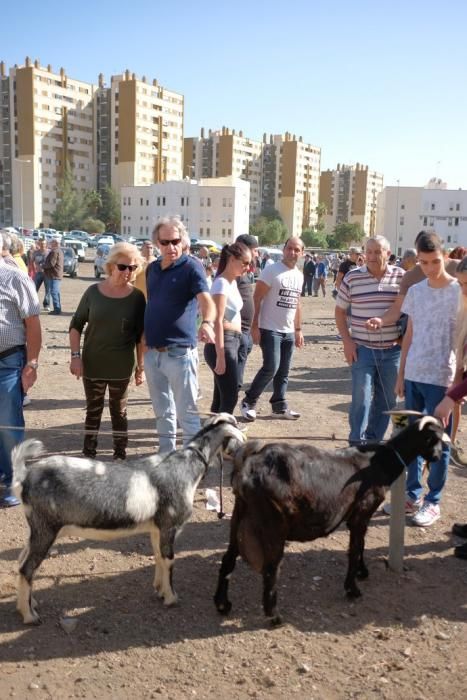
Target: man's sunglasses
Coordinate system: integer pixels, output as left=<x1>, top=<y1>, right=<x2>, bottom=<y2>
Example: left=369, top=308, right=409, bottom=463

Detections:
left=159, top=238, right=182, bottom=247
left=116, top=263, right=138, bottom=272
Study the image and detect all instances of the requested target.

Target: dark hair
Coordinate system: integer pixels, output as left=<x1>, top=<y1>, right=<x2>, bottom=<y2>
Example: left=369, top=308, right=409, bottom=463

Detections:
left=216, top=242, right=250, bottom=276
left=449, top=246, right=466, bottom=260
left=416, top=231, right=442, bottom=254
left=236, top=234, right=258, bottom=249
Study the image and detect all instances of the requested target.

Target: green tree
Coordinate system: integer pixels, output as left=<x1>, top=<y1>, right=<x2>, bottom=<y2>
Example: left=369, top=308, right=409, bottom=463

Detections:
left=50, top=164, right=85, bottom=231
left=83, top=189, right=102, bottom=218
left=301, top=228, right=328, bottom=248
left=82, top=217, right=106, bottom=234
left=98, top=185, right=121, bottom=232
left=250, top=216, right=288, bottom=245
left=331, top=222, right=365, bottom=249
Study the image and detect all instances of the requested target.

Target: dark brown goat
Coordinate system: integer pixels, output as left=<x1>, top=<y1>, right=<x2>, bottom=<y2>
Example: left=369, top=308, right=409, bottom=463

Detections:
left=214, top=416, right=446, bottom=624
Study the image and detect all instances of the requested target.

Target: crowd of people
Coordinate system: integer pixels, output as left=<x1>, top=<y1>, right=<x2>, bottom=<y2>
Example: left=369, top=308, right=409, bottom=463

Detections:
left=0, top=222, right=466, bottom=560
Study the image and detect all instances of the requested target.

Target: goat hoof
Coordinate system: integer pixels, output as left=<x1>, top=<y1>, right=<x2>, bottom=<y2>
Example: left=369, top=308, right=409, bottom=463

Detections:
left=215, top=599, right=232, bottom=615
left=163, top=593, right=178, bottom=607
left=21, top=611, right=42, bottom=625
left=270, top=614, right=283, bottom=627
left=345, top=588, right=362, bottom=599
left=356, top=569, right=369, bottom=580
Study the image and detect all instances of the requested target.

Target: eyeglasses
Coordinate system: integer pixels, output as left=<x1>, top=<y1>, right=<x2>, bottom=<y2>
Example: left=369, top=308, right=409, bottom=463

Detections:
left=240, top=259, right=251, bottom=266
left=116, top=263, right=138, bottom=272
left=159, top=238, right=182, bottom=247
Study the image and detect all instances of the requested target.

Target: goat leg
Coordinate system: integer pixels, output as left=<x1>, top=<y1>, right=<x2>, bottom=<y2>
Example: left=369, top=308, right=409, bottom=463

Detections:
left=17, top=525, right=57, bottom=624
left=214, top=542, right=239, bottom=615
left=158, top=527, right=178, bottom=606
left=262, top=561, right=282, bottom=626
left=344, top=520, right=369, bottom=598
left=150, top=529, right=164, bottom=597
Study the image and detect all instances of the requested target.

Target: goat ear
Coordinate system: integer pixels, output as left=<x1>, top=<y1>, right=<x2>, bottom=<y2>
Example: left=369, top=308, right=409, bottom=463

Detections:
left=417, top=415, right=443, bottom=432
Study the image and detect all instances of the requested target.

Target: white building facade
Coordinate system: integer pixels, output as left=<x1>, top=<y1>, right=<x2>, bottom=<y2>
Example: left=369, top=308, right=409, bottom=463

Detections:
left=121, top=176, right=250, bottom=242
left=376, top=179, right=467, bottom=255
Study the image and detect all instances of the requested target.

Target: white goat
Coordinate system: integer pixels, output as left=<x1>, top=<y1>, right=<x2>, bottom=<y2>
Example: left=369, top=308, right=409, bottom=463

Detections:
left=12, top=413, right=245, bottom=624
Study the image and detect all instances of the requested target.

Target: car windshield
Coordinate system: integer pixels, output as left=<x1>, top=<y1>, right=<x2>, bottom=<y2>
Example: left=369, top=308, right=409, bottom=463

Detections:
left=62, top=248, right=75, bottom=258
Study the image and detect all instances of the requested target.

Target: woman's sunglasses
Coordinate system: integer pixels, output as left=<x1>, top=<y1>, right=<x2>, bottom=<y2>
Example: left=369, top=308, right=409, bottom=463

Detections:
left=116, top=263, right=138, bottom=272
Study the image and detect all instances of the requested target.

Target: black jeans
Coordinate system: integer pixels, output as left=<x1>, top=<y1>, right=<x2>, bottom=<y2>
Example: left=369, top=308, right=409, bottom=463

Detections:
left=301, top=275, right=313, bottom=296
left=237, top=330, right=253, bottom=389
left=82, top=377, right=130, bottom=458
left=204, top=331, right=241, bottom=414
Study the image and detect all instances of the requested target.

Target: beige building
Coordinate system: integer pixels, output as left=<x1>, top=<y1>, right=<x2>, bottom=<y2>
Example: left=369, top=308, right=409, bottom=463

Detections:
left=320, top=163, right=383, bottom=237
left=0, top=59, right=184, bottom=228
left=121, top=176, right=250, bottom=243
left=184, top=128, right=321, bottom=237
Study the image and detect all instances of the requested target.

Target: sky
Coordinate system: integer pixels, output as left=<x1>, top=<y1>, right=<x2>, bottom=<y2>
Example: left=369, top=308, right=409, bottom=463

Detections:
left=3, top=0, right=467, bottom=189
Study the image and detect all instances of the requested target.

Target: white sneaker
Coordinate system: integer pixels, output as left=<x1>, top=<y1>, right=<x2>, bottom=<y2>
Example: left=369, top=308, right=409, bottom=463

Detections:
left=240, top=402, right=256, bottom=422
left=412, top=502, right=441, bottom=528
left=382, top=497, right=422, bottom=515
left=23, top=395, right=31, bottom=407
left=274, top=409, right=301, bottom=420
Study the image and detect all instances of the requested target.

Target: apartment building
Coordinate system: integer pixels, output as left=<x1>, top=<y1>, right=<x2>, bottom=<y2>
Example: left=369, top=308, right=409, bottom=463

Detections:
left=184, top=128, right=321, bottom=237
left=0, top=59, right=184, bottom=228
left=376, top=179, right=467, bottom=255
left=320, top=163, right=383, bottom=237
left=0, top=58, right=97, bottom=229
left=121, top=176, right=250, bottom=243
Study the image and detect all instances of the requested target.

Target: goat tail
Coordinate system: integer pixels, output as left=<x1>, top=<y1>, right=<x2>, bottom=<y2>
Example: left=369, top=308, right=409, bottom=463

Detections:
left=12, top=439, right=45, bottom=488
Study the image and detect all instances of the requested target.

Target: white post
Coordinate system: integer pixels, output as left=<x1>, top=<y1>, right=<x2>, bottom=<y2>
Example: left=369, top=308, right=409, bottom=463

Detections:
left=388, top=470, right=406, bottom=572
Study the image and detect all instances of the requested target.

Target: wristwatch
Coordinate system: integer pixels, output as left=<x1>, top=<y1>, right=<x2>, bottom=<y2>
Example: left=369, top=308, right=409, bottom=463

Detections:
left=26, top=360, right=39, bottom=370
left=201, top=320, right=215, bottom=328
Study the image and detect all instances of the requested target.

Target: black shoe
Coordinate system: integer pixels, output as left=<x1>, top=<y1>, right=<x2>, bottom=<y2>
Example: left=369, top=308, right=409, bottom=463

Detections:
left=452, top=523, right=467, bottom=538
left=454, top=542, right=467, bottom=559
left=49, top=310, right=61, bottom=315
left=113, top=451, right=126, bottom=461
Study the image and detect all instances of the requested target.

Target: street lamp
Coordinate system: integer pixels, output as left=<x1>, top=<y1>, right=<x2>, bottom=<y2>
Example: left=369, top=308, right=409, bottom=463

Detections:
left=15, top=158, right=32, bottom=230
left=395, top=179, right=400, bottom=254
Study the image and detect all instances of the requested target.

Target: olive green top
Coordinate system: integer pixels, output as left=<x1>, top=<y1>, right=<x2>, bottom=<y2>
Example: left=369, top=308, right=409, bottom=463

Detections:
left=69, top=284, right=146, bottom=380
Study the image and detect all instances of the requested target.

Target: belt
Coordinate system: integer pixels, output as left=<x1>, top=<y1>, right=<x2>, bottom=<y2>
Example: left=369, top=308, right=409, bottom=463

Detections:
left=151, top=344, right=192, bottom=353
left=154, top=347, right=168, bottom=352
left=0, top=344, right=25, bottom=360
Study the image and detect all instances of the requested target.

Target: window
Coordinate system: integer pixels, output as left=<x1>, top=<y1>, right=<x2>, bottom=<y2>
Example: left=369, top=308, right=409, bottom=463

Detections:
left=140, top=198, right=143, bottom=206
left=207, top=197, right=211, bottom=206
left=400, top=203, right=405, bottom=210
left=128, top=197, right=131, bottom=205
left=206, top=227, right=210, bottom=235
left=199, top=227, right=203, bottom=235
left=431, top=203, right=435, bottom=210
left=423, top=216, right=428, bottom=226
left=456, top=203, right=460, bottom=211
left=157, top=197, right=160, bottom=206
left=200, top=197, right=204, bottom=206
left=123, top=197, right=127, bottom=205
left=162, top=197, right=166, bottom=205
left=181, top=196, right=184, bottom=206
left=399, top=216, right=404, bottom=226
left=448, top=218, right=452, bottom=226
left=455, top=217, right=459, bottom=226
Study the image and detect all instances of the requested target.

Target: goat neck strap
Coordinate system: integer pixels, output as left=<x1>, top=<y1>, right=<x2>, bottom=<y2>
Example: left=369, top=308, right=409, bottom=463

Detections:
left=390, top=447, right=408, bottom=470
left=188, top=445, right=209, bottom=468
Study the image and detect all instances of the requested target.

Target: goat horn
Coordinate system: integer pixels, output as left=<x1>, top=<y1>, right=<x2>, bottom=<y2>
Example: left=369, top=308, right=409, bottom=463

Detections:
left=383, top=410, right=425, bottom=416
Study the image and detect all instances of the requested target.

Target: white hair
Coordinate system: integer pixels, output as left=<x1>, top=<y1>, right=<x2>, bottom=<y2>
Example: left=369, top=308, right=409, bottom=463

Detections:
left=366, top=235, right=391, bottom=252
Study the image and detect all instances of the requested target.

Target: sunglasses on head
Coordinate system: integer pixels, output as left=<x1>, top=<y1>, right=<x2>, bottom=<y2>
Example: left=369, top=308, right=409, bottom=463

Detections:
left=159, top=238, right=182, bottom=247
left=116, top=263, right=138, bottom=272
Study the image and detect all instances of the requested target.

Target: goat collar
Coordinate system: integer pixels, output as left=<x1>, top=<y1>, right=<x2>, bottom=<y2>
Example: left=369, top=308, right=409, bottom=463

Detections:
left=389, top=446, right=408, bottom=470
left=187, top=445, right=210, bottom=469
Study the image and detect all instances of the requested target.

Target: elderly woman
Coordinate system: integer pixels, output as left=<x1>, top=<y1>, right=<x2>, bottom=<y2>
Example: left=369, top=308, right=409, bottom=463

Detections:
left=69, top=242, right=146, bottom=460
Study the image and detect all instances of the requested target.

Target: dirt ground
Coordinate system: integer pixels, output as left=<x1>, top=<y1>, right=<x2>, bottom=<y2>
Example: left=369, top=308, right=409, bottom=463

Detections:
left=1, top=259, right=466, bottom=699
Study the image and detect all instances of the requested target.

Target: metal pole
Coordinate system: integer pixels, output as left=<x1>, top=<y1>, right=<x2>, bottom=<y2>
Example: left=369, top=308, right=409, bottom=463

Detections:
left=20, top=162, right=24, bottom=230
left=395, top=180, right=400, bottom=254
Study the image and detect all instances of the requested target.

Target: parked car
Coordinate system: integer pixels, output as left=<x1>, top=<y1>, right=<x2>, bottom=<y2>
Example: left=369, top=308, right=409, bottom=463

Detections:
left=94, top=243, right=111, bottom=278
left=62, top=238, right=86, bottom=262
left=67, top=230, right=90, bottom=247
left=62, top=247, right=79, bottom=278
left=96, top=235, right=115, bottom=246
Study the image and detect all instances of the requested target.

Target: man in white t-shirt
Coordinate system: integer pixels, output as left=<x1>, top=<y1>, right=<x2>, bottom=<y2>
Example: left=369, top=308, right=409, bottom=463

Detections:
left=240, top=237, right=304, bottom=421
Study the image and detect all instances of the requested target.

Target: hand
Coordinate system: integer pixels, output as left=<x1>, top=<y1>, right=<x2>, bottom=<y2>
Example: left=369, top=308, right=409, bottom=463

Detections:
left=251, top=325, right=260, bottom=345
left=70, top=356, right=83, bottom=379
left=135, top=368, right=145, bottom=386
left=342, top=338, right=357, bottom=365
left=434, top=395, right=455, bottom=428
left=295, top=330, right=304, bottom=348
left=214, top=356, right=226, bottom=375
left=198, top=323, right=215, bottom=344
left=21, top=366, right=37, bottom=392
left=395, top=374, right=405, bottom=398
left=366, top=317, right=383, bottom=331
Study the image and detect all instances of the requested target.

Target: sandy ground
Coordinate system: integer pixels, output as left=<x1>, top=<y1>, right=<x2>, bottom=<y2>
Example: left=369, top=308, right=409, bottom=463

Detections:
left=0, top=260, right=466, bottom=699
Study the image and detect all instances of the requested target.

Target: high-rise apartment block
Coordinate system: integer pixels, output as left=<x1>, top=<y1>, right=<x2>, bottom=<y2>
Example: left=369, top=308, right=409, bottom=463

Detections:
left=184, top=128, right=321, bottom=237
left=0, top=59, right=184, bottom=228
left=319, top=164, right=383, bottom=236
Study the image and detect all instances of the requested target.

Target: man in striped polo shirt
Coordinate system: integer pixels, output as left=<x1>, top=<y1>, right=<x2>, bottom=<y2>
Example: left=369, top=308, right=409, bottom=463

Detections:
left=335, top=235, right=405, bottom=444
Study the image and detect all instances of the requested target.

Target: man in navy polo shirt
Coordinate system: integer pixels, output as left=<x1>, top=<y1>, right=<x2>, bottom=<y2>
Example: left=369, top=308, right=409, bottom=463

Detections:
left=144, top=217, right=216, bottom=453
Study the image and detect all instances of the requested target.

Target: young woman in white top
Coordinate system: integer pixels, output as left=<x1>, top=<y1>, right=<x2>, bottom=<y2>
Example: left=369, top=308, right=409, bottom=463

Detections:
left=204, top=242, right=252, bottom=413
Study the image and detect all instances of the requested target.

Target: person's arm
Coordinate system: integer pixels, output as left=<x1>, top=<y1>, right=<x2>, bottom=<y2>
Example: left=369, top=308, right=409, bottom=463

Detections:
left=197, top=291, right=216, bottom=343
left=335, top=271, right=345, bottom=290
left=251, top=280, right=271, bottom=344
left=395, top=316, right=413, bottom=397
left=212, top=293, right=227, bottom=375
left=294, top=302, right=304, bottom=348
left=366, top=293, right=405, bottom=330
left=335, top=305, right=357, bottom=364
left=69, top=327, right=83, bottom=379
left=22, top=315, right=42, bottom=392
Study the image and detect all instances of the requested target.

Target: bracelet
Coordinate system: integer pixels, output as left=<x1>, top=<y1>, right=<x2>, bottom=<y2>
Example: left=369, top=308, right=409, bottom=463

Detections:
left=136, top=366, right=144, bottom=372
left=294, top=328, right=302, bottom=332
left=201, top=320, right=215, bottom=328
left=71, top=351, right=81, bottom=358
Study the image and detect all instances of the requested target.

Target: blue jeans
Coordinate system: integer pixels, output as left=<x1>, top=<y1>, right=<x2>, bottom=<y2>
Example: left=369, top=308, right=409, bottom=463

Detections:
left=349, top=344, right=400, bottom=444
left=237, top=330, right=253, bottom=389
left=34, top=271, right=50, bottom=308
left=0, top=348, right=26, bottom=488
left=404, top=380, right=451, bottom=505
left=46, top=278, right=61, bottom=313
left=244, top=329, right=295, bottom=413
left=145, top=346, right=200, bottom=454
